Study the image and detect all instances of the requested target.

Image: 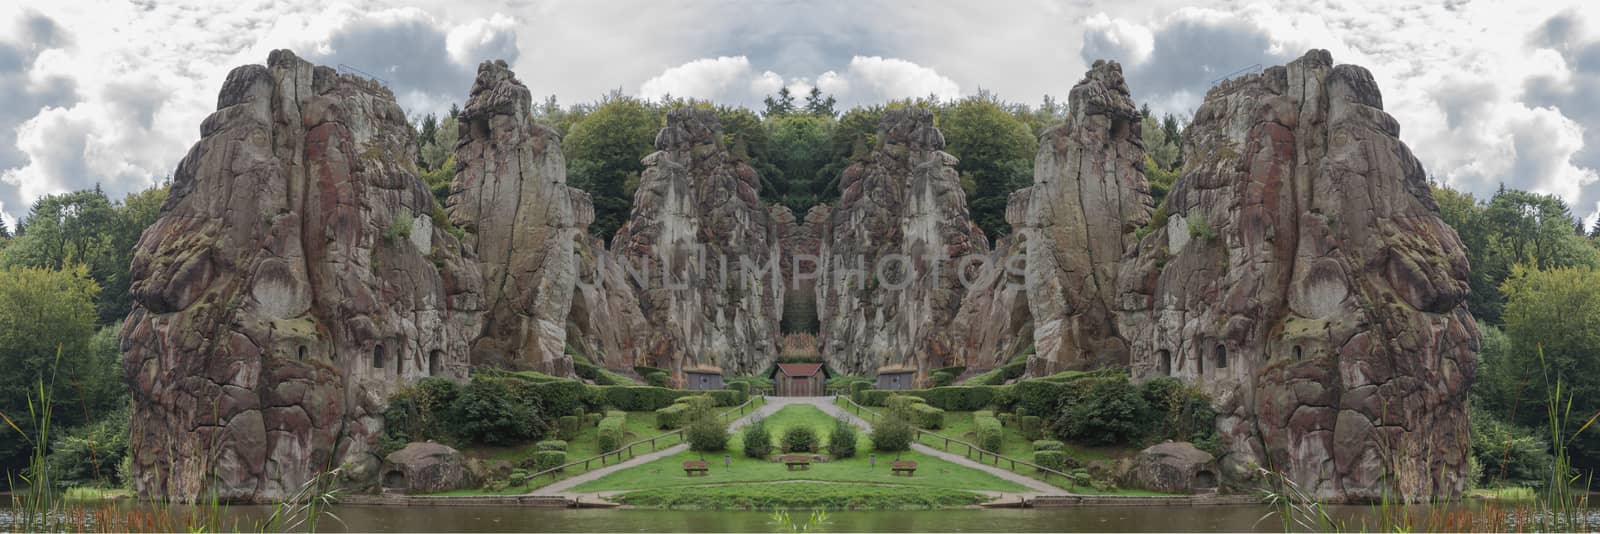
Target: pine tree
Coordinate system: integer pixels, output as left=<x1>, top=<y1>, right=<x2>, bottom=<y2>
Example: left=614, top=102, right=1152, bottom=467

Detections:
left=804, top=87, right=837, bottom=118
left=1589, top=218, right=1600, bottom=239
left=448, top=103, right=461, bottom=119
left=0, top=217, right=10, bottom=238
left=763, top=87, right=796, bottom=117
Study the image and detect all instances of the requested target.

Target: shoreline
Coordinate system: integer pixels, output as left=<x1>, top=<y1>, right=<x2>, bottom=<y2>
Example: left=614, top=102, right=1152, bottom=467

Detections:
left=334, top=491, right=1265, bottom=510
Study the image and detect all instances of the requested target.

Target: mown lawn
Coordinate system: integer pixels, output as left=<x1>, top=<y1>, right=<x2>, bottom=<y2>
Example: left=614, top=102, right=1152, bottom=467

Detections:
left=833, top=398, right=1174, bottom=496
left=614, top=481, right=988, bottom=510
left=572, top=404, right=1029, bottom=493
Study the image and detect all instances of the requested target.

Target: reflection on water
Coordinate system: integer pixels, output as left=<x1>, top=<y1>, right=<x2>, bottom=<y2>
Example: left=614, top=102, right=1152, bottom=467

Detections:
left=3, top=500, right=1596, bottom=532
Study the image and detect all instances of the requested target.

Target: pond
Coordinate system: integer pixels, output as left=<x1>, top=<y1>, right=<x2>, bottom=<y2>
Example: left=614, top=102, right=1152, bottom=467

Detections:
left=4, top=500, right=1590, bottom=532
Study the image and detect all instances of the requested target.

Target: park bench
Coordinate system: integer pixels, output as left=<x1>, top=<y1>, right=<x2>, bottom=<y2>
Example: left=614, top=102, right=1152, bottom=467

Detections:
left=891, top=461, right=918, bottom=477
left=683, top=461, right=709, bottom=477
left=780, top=455, right=812, bottom=471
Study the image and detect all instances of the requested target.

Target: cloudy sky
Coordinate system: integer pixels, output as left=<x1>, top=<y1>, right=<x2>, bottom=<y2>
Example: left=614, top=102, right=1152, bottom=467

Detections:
left=2, top=0, right=1597, bottom=228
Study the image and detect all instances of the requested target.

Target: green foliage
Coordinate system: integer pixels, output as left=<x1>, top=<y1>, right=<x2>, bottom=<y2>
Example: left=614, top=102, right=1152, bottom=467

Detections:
left=685, top=415, right=730, bottom=452
left=597, top=414, right=627, bottom=452
left=828, top=417, right=858, bottom=458
left=564, top=95, right=662, bottom=240
left=782, top=424, right=819, bottom=453
left=938, top=95, right=1038, bottom=237
left=1033, top=450, right=1068, bottom=472
left=870, top=417, right=915, bottom=452
left=644, top=371, right=671, bottom=388
left=1, top=184, right=168, bottom=324
left=886, top=386, right=1014, bottom=411
left=530, top=450, right=567, bottom=472
left=535, top=440, right=567, bottom=452
left=584, top=385, right=692, bottom=411
left=1138, top=377, right=1219, bottom=449
left=1434, top=184, right=1599, bottom=324
left=1019, top=416, right=1043, bottom=440
left=728, top=381, right=751, bottom=399
left=1186, top=215, right=1216, bottom=241
left=743, top=419, right=774, bottom=459
left=765, top=114, right=835, bottom=213
left=909, top=404, right=946, bottom=430
left=1032, top=439, right=1064, bottom=451
left=930, top=371, right=954, bottom=387
left=44, top=405, right=129, bottom=489
left=1469, top=404, right=1551, bottom=487
left=706, top=389, right=745, bottom=406
left=1495, top=266, right=1600, bottom=464
left=450, top=377, right=549, bottom=446
left=556, top=415, right=581, bottom=440
left=853, top=388, right=893, bottom=407
left=655, top=397, right=711, bottom=429
left=1053, top=375, right=1153, bottom=445
left=886, top=395, right=927, bottom=415
left=615, top=482, right=985, bottom=510
left=974, top=414, right=1003, bottom=452
left=0, top=265, right=109, bottom=470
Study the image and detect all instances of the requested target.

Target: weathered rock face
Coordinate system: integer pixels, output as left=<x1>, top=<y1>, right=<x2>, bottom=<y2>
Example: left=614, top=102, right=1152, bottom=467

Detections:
left=1121, top=442, right=1219, bottom=494
left=610, top=108, right=782, bottom=377
left=947, top=230, right=1032, bottom=372
left=381, top=442, right=474, bottom=494
left=1012, top=60, right=1151, bottom=376
left=817, top=109, right=988, bottom=376
left=448, top=60, right=588, bottom=376
left=567, top=237, right=652, bottom=371
left=121, top=50, right=483, bottom=503
left=1114, top=50, right=1477, bottom=502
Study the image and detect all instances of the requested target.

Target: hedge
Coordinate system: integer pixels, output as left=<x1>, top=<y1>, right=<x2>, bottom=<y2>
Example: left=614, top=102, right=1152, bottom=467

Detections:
left=849, top=382, right=870, bottom=398
left=1033, top=450, right=1067, bottom=471
left=853, top=389, right=894, bottom=407
left=1020, top=416, right=1042, bottom=440
left=886, top=395, right=927, bottom=415
left=557, top=416, right=581, bottom=440
left=973, top=410, right=994, bottom=419
left=1016, top=380, right=1067, bottom=416
left=707, top=389, right=745, bottom=407
left=598, top=415, right=627, bottom=452
left=930, top=371, right=954, bottom=387
left=655, top=402, right=702, bottom=429
left=532, top=450, right=567, bottom=471
left=536, top=440, right=568, bottom=451
left=910, top=403, right=945, bottom=429
left=728, top=382, right=750, bottom=399
left=584, top=413, right=601, bottom=427
left=975, top=414, right=1003, bottom=452
left=1032, top=439, right=1064, bottom=451
left=892, top=386, right=1015, bottom=412
left=585, top=385, right=693, bottom=411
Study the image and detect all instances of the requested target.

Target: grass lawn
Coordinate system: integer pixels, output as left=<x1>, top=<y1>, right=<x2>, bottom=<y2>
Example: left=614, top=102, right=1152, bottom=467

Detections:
left=613, top=481, right=988, bottom=510
left=572, top=404, right=1030, bottom=493
left=833, top=398, right=1173, bottom=496
left=434, top=398, right=766, bottom=495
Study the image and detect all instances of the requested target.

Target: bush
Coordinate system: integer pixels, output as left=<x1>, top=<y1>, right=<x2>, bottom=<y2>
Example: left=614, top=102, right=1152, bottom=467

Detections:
left=895, top=386, right=1014, bottom=411
left=728, top=382, right=750, bottom=399
left=586, top=386, right=691, bottom=411
left=886, top=395, right=927, bottom=415
left=1000, top=413, right=1017, bottom=427
left=708, top=389, right=745, bottom=406
left=782, top=425, right=819, bottom=453
left=975, top=414, right=1003, bottom=452
left=849, top=381, right=870, bottom=398
left=536, top=440, right=568, bottom=451
left=598, top=414, right=627, bottom=452
left=1016, top=380, right=1067, bottom=417
left=584, top=413, right=602, bottom=427
left=1034, top=450, right=1067, bottom=471
left=1032, top=439, right=1064, bottom=451
left=557, top=416, right=581, bottom=440
left=973, top=410, right=994, bottom=419
left=1470, top=404, right=1552, bottom=487
left=1019, top=416, right=1042, bottom=440
left=931, top=371, right=954, bottom=387
left=909, top=404, right=945, bottom=429
left=829, top=417, right=858, bottom=458
left=743, top=419, right=774, bottom=458
left=1055, top=375, right=1151, bottom=445
left=870, top=418, right=915, bottom=452
left=686, top=416, right=730, bottom=452
left=451, top=376, right=548, bottom=446
left=46, top=407, right=130, bottom=488
left=645, top=371, right=671, bottom=388
left=531, top=450, right=567, bottom=471
left=854, top=389, right=893, bottom=407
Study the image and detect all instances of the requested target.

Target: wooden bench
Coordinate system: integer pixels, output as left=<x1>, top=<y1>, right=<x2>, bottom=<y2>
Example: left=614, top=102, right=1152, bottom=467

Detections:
left=891, top=461, right=918, bottom=477
left=780, top=455, right=812, bottom=471
left=683, top=461, right=709, bottom=477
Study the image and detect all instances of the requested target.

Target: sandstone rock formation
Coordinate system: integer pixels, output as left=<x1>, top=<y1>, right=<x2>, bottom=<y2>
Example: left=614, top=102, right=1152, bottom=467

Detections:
left=610, top=108, right=783, bottom=377
left=1010, top=60, right=1152, bottom=376
left=448, top=60, right=589, bottom=376
left=947, top=231, right=1032, bottom=372
left=381, top=442, right=475, bottom=494
left=817, top=109, right=988, bottom=376
left=1114, top=50, right=1477, bottom=502
left=121, top=50, right=483, bottom=503
left=1120, top=442, right=1219, bottom=494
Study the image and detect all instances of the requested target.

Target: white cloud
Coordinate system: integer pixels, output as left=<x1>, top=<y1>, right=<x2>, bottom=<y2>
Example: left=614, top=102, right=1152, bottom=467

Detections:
left=638, top=56, right=758, bottom=102
left=839, top=56, right=961, bottom=102
left=636, top=55, right=959, bottom=107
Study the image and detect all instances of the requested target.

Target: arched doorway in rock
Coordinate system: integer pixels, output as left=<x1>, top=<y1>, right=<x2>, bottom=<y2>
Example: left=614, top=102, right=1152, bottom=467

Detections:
left=429, top=350, right=443, bottom=376
left=373, top=345, right=385, bottom=369
left=1195, top=470, right=1218, bottom=490
left=382, top=470, right=406, bottom=490
left=1214, top=344, right=1228, bottom=369
left=1157, top=350, right=1172, bottom=375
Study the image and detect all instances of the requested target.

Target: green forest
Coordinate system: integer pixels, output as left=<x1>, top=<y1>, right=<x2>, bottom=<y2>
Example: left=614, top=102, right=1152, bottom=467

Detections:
left=1, top=85, right=1597, bottom=495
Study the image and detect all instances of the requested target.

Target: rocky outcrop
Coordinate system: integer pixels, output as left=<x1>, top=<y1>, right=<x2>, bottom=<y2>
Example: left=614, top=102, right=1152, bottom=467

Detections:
left=1114, top=50, right=1477, bottom=502
left=121, top=50, right=483, bottom=503
left=610, top=108, right=782, bottom=377
left=1121, top=442, right=1219, bottom=494
left=1011, top=60, right=1151, bottom=376
left=567, top=238, right=652, bottom=371
left=817, top=109, right=988, bottom=377
left=947, top=231, right=1032, bottom=372
left=381, top=442, right=474, bottom=494
left=448, top=60, right=587, bottom=376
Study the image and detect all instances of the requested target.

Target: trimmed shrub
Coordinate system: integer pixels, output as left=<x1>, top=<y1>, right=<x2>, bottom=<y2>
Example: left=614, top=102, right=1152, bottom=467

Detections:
left=849, top=381, right=870, bottom=398
left=645, top=371, right=671, bottom=388
left=707, top=389, right=744, bottom=407
left=587, top=386, right=691, bottom=411
left=854, top=389, right=893, bottom=407
left=1034, top=450, right=1067, bottom=471
left=535, top=440, right=568, bottom=451
left=743, top=419, right=774, bottom=459
left=584, top=413, right=602, bottom=427
left=597, top=414, right=627, bottom=452
left=1000, top=413, right=1017, bottom=427
left=782, top=425, right=819, bottom=453
left=930, top=371, right=954, bottom=387
left=974, top=410, right=994, bottom=419
left=975, top=414, right=1003, bottom=452
left=686, top=415, right=729, bottom=452
left=909, top=404, right=945, bottom=429
left=895, top=386, right=1014, bottom=412
left=1055, top=375, right=1151, bottom=445
left=886, top=395, right=927, bottom=415
left=829, top=417, right=858, bottom=458
left=728, top=381, right=751, bottom=399
left=557, top=416, right=581, bottom=440
left=1019, top=416, right=1042, bottom=440
left=655, top=403, right=694, bottom=429
left=870, top=417, right=914, bottom=452
left=1016, top=380, right=1067, bottom=417
left=605, top=410, right=627, bottom=419
left=533, top=450, right=567, bottom=471
left=451, top=376, right=548, bottom=446
left=1032, top=439, right=1064, bottom=451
